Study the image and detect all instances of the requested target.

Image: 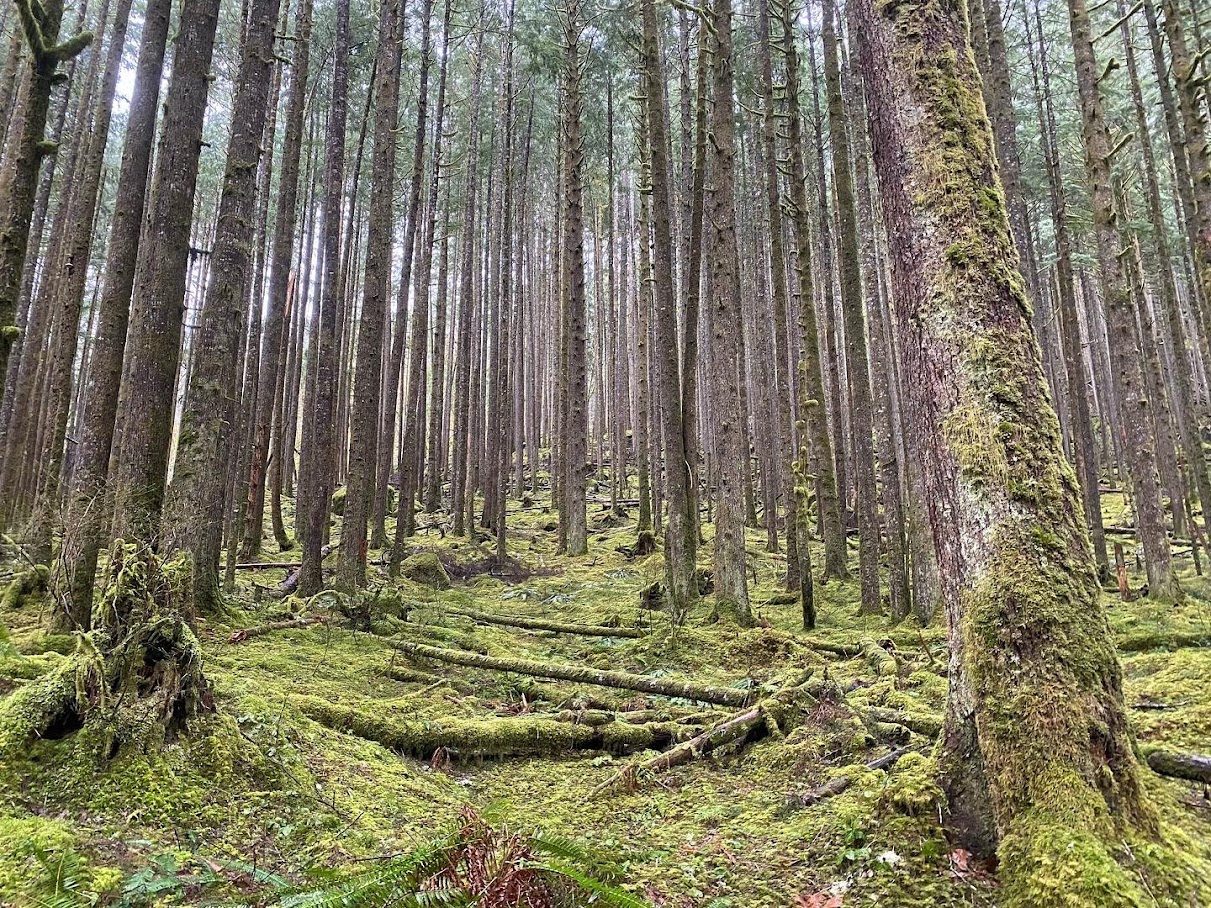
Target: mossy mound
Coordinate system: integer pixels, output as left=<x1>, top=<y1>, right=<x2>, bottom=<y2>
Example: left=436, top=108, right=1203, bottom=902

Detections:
left=399, top=552, right=452, bottom=590
left=0, top=564, right=48, bottom=611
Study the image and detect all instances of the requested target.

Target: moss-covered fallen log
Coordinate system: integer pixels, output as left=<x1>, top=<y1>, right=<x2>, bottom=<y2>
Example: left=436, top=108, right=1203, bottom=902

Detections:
left=391, top=640, right=755, bottom=707
left=1145, top=749, right=1211, bottom=784
left=861, top=639, right=899, bottom=677
left=591, top=671, right=820, bottom=795
left=295, top=695, right=694, bottom=758
left=790, top=747, right=911, bottom=808
left=226, top=615, right=330, bottom=643
left=804, top=639, right=863, bottom=657
left=590, top=704, right=768, bottom=795
left=866, top=707, right=942, bottom=738
left=1115, top=631, right=1211, bottom=653
left=447, top=606, right=646, bottom=638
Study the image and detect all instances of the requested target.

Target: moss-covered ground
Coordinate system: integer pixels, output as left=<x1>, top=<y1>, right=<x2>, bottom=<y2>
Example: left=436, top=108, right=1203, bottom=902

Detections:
left=1, top=489, right=1208, bottom=906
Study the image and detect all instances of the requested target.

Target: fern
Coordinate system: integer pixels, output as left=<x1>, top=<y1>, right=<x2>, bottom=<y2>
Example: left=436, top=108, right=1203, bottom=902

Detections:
left=272, top=809, right=649, bottom=908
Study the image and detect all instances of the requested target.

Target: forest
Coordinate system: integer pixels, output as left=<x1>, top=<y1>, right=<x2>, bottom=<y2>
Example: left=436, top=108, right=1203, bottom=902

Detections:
left=0, top=0, right=1209, bottom=901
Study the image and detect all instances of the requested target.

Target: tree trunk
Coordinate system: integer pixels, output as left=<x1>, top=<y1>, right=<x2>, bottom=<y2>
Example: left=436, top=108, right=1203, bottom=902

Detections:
left=1066, top=0, right=1176, bottom=599
left=161, top=0, right=282, bottom=611
left=297, top=0, right=350, bottom=596
left=339, top=0, right=402, bottom=588
left=240, top=0, right=313, bottom=560
left=60, top=0, right=171, bottom=623
left=109, top=0, right=220, bottom=544
left=852, top=7, right=1177, bottom=904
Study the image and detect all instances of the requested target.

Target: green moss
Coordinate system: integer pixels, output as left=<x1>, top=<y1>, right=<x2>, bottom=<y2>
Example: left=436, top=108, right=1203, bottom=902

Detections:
left=0, top=812, right=121, bottom=904
left=0, top=564, right=48, bottom=611
left=399, top=552, right=452, bottom=590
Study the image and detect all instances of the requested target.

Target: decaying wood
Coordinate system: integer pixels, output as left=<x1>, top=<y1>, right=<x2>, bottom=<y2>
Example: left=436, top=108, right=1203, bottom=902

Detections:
left=296, top=695, right=697, bottom=759
left=790, top=747, right=911, bottom=808
left=1146, top=749, right=1211, bottom=784
left=447, top=605, right=647, bottom=638
left=590, top=671, right=820, bottom=795
left=227, top=615, right=331, bottom=643
left=590, top=704, right=769, bottom=796
left=866, top=707, right=942, bottom=738
left=277, top=543, right=336, bottom=595
left=390, top=639, right=756, bottom=706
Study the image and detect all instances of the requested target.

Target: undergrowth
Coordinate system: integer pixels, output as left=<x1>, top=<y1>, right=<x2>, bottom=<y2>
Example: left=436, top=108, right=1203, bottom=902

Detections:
left=0, top=492, right=1207, bottom=906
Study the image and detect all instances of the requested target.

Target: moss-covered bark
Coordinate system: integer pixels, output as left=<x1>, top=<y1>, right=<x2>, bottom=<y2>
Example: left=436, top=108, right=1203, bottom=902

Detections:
left=393, top=639, right=755, bottom=706
left=297, top=695, right=690, bottom=759
left=850, top=3, right=1204, bottom=904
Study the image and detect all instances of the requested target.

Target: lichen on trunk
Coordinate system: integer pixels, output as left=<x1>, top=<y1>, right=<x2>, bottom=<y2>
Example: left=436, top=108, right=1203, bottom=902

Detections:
left=850, top=3, right=1208, bottom=904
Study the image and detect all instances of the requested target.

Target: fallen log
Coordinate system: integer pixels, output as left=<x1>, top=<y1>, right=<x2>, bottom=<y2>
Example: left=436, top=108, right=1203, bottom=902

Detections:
left=447, top=606, right=646, bottom=638
left=861, top=639, right=899, bottom=677
left=235, top=561, right=302, bottom=571
left=590, top=704, right=769, bottom=796
left=296, top=695, right=694, bottom=759
left=591, top=670, right=819, bottom=795
left=391, top=640, right=755, bottom=707
left=227, top=615, right=331, bottom=643
left=805, top=639, right=863, bottom=658
left=866, top=707, right=942, bottom=738
left=277, top=543, right=336, bottom=595
left=790, top=747, right=911, bottom=808
left=1146, top=749, right=1211, bottom=784
left=1116, top=631, right=1211, bottom=653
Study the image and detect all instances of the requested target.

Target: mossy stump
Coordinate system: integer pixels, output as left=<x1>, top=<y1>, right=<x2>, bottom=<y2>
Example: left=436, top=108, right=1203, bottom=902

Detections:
left=0, top=542, right=211, bottom=762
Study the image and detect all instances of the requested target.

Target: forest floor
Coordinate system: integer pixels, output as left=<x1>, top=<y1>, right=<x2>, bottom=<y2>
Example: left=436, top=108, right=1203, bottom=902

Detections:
left=1, top=490, right=1209, bottom=906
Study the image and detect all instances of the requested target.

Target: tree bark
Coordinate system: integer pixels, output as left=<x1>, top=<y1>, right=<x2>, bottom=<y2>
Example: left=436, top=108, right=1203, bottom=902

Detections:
left=852, top=5, right=1168, bottom=902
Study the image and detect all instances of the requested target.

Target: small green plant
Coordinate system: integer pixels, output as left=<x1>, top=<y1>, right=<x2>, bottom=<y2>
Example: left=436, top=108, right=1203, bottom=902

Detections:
left=275, top=807, right=649, bottom=908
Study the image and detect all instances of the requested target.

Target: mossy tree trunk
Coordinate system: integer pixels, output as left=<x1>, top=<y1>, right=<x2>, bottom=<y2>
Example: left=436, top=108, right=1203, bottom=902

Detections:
left=754, top=0, right=800, bottom=592
left=851, top=4, right=1171, bottom=903
left=161, top=0, right=283, bottom=612
left=1066, top=0, right=1177, bottom=600
left=61, top=0, right=171, bottom=626
left=778, top=1, right=830, bottom=626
